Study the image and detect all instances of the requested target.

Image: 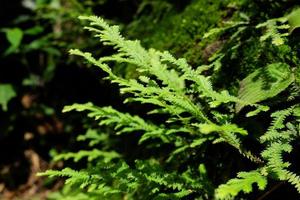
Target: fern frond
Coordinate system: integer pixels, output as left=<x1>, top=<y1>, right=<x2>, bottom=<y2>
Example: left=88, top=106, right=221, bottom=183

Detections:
left=63, top=103, right=159, bottom=135
left=41, top=13, right=300, bottom=199
left=38, top=168, right=102, bottom=190
left=64, top=103, right=179, bottom=144
left=261, top=142, right=292, bottom=176
left=77, top=16, right=184, bottom=91
left=155, top=190, right=192, bottom=200
left=198, top=123, right=244, bottom=150
left=259, top=106, right=300, bottom=192
left=77, top=129, right=109, bottom=147
left=70, top=49, right=209, bottom=122
left=256, top=17, right=289, bottom=46
left=72, top=15, right=268, bottom=124
left=215, top=170, right=267, bottom=200
left=197, top=123, right=263, bottom=163
left=53, top=149, right=120, bottom=163
left=135, top=160, right=204, bottom=193
left=159, top=50, right=261, bottom=110
left=283, top=170, right=300, bottom=193
left=260, top=107, right=294, bottom=143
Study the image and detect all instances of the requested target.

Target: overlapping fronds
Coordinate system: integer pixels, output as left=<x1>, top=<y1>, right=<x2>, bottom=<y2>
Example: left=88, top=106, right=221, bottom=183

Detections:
left=40, top=9, right=300, bottom=199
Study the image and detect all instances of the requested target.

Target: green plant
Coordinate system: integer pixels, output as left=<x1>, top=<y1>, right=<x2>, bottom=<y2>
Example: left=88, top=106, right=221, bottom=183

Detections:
left=0, top=84, right=16, bottom=111
left=39, top=11, right=300, bottom=199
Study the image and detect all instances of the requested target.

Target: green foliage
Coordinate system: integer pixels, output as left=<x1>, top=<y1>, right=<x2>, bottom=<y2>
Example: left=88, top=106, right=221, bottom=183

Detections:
left=215, top=170, right=267, bottom=200
left=39, top=159, right=207, bottom=200
left=215, top=106, right=300, bottom=199
left=288, top=8, right=300, bottom=33
left=2, top=28, right=23, bottom=55
left=260, top=107, right=300, bottom=191
left=29, top=0, right=300, bottom=199
left=256, top=16, right=290, bottom=46
left=53, top=149, right=120, bottom=163
left=236, top=62, right=294, bottom=112
left=0, top=84, right=16, bottom=111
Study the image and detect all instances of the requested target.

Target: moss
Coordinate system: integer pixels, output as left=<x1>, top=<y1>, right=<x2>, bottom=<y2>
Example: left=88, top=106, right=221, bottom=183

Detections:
left=126, top=0, right=231, bottom=65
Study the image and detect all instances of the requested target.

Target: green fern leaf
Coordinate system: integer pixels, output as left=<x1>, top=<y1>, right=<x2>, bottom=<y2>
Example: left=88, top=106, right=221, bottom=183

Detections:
left=215, top=170, right=267, bottom=200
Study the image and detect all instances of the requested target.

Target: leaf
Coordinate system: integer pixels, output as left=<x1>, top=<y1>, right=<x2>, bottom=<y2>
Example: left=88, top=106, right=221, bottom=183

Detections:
left=22, top=74, right=41, bottom=86
left=288, top=8, right=300, bottom=33
left=246, top=105, right=269, bottom=117
left=272, top=37, right=284, bottom=46
left=203, top=27, right=224, bottom=39
left=3, top=28, right=23, bottom=55
left=236, top=63, right=293, bottom=112
left=24, top=26, right=44, bottom=35
left=0, top=84, right=17, bottom=111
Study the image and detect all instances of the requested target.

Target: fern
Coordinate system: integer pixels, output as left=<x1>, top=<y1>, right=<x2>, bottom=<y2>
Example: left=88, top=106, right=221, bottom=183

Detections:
left=70, top=16, right=265, bottom=119
left=40, top=159, right=208, bottom=199
left=63, top=102, right=177, bottom=144
left=256, top=17, right=289, bottom=46
left=69, top=16, right=270, bottom=159
left=260, top=107, right=300, bottom=192
left=40, top=8, right=300, bottom=199
left=217, top=106, right=300, bottom=199
left=215, top=170, right=267, bottom=200
left=53, top=149, right=120, bottom=163
left=39, top=168, right=103, bottom=191
left=260, top=107, right=294, bottom=143
left=76, top=129, right=109, bottom=147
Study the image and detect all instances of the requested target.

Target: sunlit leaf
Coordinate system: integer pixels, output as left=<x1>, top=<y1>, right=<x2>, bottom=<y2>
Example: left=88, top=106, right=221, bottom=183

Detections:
left=0, top=84, right=17, bottom=111
left=3, top=28, right=23, bottom=55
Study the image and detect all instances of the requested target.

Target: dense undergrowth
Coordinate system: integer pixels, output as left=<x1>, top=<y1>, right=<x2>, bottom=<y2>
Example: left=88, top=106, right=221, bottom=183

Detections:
left=1, top=0, right=300, bottom=199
